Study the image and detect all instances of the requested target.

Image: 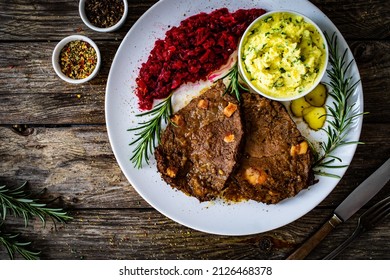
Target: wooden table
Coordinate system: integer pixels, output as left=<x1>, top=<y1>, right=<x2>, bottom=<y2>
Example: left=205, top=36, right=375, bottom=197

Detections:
left=0, top=0, right=389, bottom=260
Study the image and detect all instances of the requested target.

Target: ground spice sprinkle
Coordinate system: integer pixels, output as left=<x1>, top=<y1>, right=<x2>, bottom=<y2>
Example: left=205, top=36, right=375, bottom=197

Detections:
left=59, top=40, right=97, bottom=79
left=85, top=0, right=124, bottom=28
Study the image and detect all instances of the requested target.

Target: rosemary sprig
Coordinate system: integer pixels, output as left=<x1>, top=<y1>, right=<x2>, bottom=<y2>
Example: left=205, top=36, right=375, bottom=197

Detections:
left=217, top=61, right=248, bottom=102
left=0, top=182, right=72, bottom=226
left=313, top=32, right=367, bottom=177
left=128, top=94, right=174, bottom=168
left=0, top=227, right=40, bottom=260
left=0, top=181, right=72, bottom=259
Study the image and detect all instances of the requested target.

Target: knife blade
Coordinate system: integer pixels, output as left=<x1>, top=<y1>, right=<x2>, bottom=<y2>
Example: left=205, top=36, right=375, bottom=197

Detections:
left=334, top=158, right=390, bottom=221
left=286, top=158, right=390, bottom=260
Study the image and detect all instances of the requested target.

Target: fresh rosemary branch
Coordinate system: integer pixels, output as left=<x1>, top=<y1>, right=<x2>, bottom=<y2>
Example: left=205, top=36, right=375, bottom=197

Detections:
left=313, top=32, right=367, bottom=178
left=128, top=94, right=174, bottom=168
left=0, top=182, right=72, bottom=226
left=0, top=226, right=40, bottom=260
left=0, top=181, right=72, bottom=259
left=217, top=62, right=248, bottom=102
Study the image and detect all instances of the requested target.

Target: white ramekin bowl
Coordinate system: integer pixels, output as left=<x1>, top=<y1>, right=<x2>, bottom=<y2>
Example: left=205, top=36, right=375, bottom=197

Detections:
left=238, top=10, right=329, bottom=101
left=52, top=35, right=101, bottom=84
left=79, top=0, right=128, bottom=33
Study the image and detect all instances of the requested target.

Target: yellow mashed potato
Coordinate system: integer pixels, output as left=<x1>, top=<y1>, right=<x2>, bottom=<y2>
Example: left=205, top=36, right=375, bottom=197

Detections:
left=241, top=12, right=327, bottom=99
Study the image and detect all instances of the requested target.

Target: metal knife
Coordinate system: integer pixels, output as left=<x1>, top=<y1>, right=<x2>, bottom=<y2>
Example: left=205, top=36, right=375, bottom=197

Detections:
left=286, top=157, right=390, bottom=260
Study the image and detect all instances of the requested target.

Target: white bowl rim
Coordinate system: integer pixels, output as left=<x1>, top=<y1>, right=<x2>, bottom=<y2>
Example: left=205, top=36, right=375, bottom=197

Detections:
left=52, top=34, right=101, bottom=84
left=238, top=9, right=329, bottom=102
left=79, top=0, right=128, bottom=33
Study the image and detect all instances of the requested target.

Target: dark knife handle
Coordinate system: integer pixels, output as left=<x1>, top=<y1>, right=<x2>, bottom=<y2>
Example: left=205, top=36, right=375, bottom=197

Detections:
left=286, top=214, right=343, bottom=259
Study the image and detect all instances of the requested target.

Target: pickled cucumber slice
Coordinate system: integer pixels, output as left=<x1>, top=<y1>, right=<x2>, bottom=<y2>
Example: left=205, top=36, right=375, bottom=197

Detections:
left=302, top=106, right=326, bottom=130
left=290, top=97, right=312, bottom=117
left=305, top=83, right=327, bottom=107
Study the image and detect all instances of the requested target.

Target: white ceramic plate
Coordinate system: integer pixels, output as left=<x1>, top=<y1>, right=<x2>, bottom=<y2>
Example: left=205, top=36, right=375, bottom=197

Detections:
left=105, top=0, right=363, bottom=235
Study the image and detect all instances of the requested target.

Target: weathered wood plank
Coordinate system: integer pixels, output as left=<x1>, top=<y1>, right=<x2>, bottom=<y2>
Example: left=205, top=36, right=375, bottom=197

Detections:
left=0, top=41, right=389, bottom=124
left=0, top=41, right=119, bottom=124
left=0, top=208, right=388, bottom=260
left=351, top=41, right=390, bottom=124
left=0, top=125, right=148, bottom=208
left=0, top=0, right=388, bottom=41
left=313, top=0, right=390, bottom=40
left=1, top=124, right=389, bottom=209
left=0, top=0, right=156, bottom=41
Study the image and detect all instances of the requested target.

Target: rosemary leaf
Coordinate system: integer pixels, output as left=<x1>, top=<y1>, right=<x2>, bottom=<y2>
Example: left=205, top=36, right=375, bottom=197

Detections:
left=128, top=94, right=173, bottom=168
left=0, top=227, right=40, bottom=260
left=0, top=182, right=72, bottom=226
left=0, top=182, right=72, bottom=260
left=320, top=164, right=349, bottom=169
left=216, top=62, right=247, bottom=102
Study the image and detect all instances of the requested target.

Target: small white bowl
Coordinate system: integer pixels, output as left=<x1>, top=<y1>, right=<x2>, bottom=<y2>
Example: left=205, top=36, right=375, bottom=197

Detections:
left=79, top=0, right=128, bottom=33
left=238, top=10, right=328, bottom=101
left=52, top=35, right=101, bottom=84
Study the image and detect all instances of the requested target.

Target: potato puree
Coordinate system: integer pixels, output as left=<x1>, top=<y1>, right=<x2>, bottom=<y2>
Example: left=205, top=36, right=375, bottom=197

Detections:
left=241, top=12, right=327, bottom=99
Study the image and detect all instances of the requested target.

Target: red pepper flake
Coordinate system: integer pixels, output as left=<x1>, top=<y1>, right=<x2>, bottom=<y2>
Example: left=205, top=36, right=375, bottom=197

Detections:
left=59, top=40, right=97, bottom=79
left=75, top=26, right=84, bottom=32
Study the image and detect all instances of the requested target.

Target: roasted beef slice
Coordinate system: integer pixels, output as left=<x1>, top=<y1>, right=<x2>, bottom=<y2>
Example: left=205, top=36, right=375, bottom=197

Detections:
left=155, top=81, right=244, bottom=201
left=223, top=92, right=314, bottom=204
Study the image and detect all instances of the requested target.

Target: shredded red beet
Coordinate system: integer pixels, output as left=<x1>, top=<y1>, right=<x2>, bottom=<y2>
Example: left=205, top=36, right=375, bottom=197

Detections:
left=135, top=8, right=266, bottom=110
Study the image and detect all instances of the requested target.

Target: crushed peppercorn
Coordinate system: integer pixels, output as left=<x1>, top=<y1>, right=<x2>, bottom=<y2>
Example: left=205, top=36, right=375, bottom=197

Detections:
left=85, top=0, right=125, bottom=28
left=59, top=40, right=97, bottom=79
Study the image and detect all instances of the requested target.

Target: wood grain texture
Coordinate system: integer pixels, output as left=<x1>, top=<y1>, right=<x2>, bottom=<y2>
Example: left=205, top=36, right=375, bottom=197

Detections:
left=286, top=214, right=342, bottom=259
left=0, top=41, right=117, bottom=124
left=0, top=208, right=388, bottom=260
left=0, top=0, right=388, bottom=41
left=0, top=0, right=389, bottom=260
left=0, top=0, right=156, bottom=41
left=0, top=125, right=148, bottom=209
left=313, top=0, right=390, bottom=40
left=0, top=209, right=308, bottom=260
